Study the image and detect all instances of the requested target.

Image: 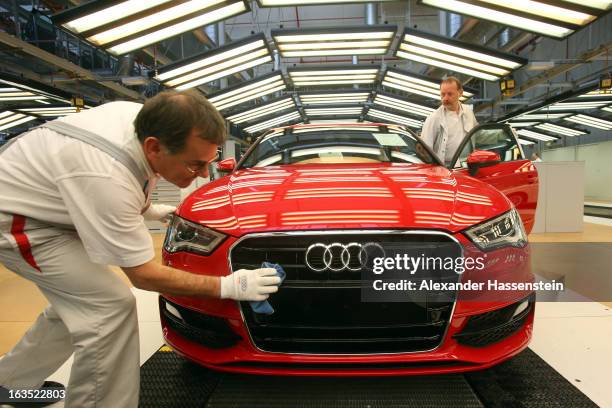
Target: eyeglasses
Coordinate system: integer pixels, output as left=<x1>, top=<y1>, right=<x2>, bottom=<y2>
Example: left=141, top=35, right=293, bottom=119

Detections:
left=184, top=154, right=219, bottom=175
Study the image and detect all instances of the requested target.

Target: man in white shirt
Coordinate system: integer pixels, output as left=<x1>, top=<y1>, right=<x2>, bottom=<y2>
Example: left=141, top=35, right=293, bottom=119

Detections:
left=0, top=90, right=280, bottom=407
left=420, top=76, right=479, bottom=165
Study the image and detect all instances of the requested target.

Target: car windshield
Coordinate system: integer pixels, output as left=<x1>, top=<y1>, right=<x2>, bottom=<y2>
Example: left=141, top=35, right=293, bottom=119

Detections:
left=239, top=125, right=438, bottom=169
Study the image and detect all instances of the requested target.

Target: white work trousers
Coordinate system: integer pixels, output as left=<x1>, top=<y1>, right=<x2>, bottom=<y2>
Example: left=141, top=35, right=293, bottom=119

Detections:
left=0, top=215, right=140, bottom=407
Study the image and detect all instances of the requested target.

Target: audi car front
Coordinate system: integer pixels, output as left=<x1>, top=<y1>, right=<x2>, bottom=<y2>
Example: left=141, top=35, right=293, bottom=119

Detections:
left=160, top=123, right=537, bottom=375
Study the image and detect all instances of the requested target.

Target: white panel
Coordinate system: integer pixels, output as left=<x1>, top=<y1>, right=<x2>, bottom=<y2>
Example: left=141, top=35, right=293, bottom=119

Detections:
left=532, top=161, right=584, bottom=233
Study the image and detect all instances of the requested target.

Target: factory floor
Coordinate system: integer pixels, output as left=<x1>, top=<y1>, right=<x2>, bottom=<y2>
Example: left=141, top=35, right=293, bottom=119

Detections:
left=1, top=218, right=611, bottom=407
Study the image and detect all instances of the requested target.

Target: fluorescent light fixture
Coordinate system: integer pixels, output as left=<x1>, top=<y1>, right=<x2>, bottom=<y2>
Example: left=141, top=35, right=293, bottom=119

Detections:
left=602, top=105, right=612, bottom=113
left=293, top=125, right=380, bottom=134
left=565, top=114, right=612, bottom=130
left=382, top=68, right=474, bottom=101
left=0, top=110, right=38, bottom=132
left=535, top=123, right=587, bottom=137
left=305, top=106, right=364, bottom=116
left=578, top=89, right=612, bottom=98
left=373, top=93, right=435, bottom=117
left=395, top=28, right=527, bottom=81
left=288, top=66, right=379, bottom=87
left=367, top=108, right=424, bottom=128
left=225, top=96, right=296, bottom=124
left=298, top=91, right=370, bottom=105
left=518, top=138, right=535, bottom=146
left=561, top=1, right=612, bottom=10
left=153, top=34, right=271, bottom=90
left=17, top=106, right=85, bottom=117
left=418, top=0, right=609, bottom=39
left=272, top=25, right=396, bottom=57
left=257, top=0, right=395, bottom=6
left=546, top=100, right=610, bottom=110
left=0, top=74, right=71, bottom=104
left=514, top=113, right=572, bottom=120
left=517, top=129, right=559, bottom=142
left=207, top=72, right=286, bottom=111
left=244, top=111, right=302, bottom=134
left=292, top=146, right=380, bottom=158
left=0, top=88, right=40, bottom=101
left=506, top=121, right=540, bottom=128
left=53, top=0, right=250, bottom=55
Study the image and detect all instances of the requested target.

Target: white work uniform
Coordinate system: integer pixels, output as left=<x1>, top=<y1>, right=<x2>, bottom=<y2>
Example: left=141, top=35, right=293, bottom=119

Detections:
left=420, top=103, right=478, bottom=165
left=0, top=101, right=158, bottom=407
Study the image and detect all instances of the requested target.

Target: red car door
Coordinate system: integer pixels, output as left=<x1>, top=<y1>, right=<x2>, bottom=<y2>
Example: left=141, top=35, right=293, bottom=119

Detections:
left=449, top=124, right=539, bottom=233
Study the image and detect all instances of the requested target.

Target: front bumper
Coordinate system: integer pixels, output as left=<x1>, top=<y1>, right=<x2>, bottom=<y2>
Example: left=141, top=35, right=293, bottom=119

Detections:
left=160, top=294, right=534, bottom=376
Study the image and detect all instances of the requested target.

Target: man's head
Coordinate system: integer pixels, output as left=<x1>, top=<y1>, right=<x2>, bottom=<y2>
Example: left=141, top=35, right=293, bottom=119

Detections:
left=134, top=90, right=226, bottom=188
left=440, top=76, right=463, bottom=112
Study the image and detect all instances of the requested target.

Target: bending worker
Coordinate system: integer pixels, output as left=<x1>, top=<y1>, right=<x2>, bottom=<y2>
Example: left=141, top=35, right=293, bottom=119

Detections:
left=0, top=90, right=281, bottom=407
left=420, top=76, right=478, bottom=165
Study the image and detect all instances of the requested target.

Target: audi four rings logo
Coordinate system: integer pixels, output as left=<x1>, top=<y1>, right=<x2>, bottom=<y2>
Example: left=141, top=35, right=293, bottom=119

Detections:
left=305, top=242, right=386, bottom=272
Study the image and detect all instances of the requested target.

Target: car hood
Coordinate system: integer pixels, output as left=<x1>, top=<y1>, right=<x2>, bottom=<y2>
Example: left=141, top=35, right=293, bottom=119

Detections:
left=178, top=163, right=512, bottom=236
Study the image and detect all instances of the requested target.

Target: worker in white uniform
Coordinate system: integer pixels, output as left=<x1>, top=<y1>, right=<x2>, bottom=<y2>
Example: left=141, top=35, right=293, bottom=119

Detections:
left=0, top=90, right=281, bottom=407
left=420, top=76, right=479, bottom=165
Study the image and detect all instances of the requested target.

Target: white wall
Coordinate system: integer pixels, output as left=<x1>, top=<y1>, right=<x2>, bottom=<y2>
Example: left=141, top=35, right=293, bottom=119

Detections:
left=543, top=140, right=612, bottom=201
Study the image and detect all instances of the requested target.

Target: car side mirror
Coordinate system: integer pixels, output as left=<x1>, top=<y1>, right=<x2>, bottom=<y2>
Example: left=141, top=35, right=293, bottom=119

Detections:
left=216, top=158, right=236, bottom=173
left=466, top=150, right=501, bottom=176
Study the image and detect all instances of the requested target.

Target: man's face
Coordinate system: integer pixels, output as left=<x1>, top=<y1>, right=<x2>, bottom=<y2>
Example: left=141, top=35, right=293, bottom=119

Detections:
left=144, top=128, right=219, bottom=188
left=440, top=81, right=463, bottom=111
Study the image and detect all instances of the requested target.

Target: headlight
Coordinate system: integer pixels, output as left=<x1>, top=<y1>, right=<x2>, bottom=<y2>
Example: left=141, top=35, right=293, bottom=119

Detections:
left=464, top=209, right=527, bottom=251
left=163, top=215, right=226, bottom=256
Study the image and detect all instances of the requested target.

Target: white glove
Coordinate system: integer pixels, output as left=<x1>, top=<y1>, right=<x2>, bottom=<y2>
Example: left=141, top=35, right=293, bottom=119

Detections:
left=220, top=268, right=281, bottom=301
left=143, top=204, right=176, bottom=222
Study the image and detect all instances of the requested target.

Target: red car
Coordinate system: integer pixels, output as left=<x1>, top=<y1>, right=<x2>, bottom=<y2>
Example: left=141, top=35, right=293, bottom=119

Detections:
left=160, top=123, right=538, bottom=375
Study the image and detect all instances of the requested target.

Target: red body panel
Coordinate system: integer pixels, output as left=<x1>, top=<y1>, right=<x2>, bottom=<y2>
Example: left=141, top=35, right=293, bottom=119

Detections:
left=454, top=159, right=538, bottom=233
left=179, top=163, right=513, bottom=236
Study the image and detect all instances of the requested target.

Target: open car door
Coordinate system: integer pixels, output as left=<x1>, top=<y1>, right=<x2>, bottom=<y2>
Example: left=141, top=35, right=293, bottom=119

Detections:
left=449, top=123, right=539, bottom=233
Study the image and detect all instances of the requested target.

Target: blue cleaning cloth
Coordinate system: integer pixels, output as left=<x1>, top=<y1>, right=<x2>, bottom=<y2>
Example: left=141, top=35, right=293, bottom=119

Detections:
left=249, top=262, right=286, bottom=315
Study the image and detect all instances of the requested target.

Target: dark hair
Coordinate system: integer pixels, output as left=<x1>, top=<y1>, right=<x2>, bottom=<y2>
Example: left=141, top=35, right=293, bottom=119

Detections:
left=134, top=89, right=226, bottom=153
left=441, top=76, right=463, bottom=92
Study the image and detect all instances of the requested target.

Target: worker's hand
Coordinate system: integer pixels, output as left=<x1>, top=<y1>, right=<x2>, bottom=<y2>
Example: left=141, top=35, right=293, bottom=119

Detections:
left=143, top=204, right=176, bottom=222
left=220, top=268, right=281, bottom=301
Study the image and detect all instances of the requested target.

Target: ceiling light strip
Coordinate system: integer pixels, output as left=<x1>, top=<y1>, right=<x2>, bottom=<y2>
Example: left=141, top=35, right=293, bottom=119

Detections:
left=272, top=26, right=396, bottom=57
left=208, top=73, right=286, bottom=111
left=154, top=34, right=271, bottom=89
left=535, top=123, right=586, bottom=136
left=226, top=98, right=296, bottom=123
left=517, top=129, right=559, bottom=142
left=395, top=28, right=526, bottom=81
left=244, top=111, right=301, bottom=133
left=506, top=121, right=540, bottom=128
left=0, top=113, right=37, bottom=132
left=54, top=0, right=249, bottom=55
left=374, top=95, right=435, bottom=116
left=419, top=0, right=610, bottom=39
left=565, top=114, right=612, bottom=130
left=258, top=0, right=396, bottom=6
left=367, top=108, right=423, bottom=128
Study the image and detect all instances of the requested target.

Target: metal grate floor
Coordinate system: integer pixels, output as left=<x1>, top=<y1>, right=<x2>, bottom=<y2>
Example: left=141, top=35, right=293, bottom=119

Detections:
left=138, top=347, right=597, bottom=408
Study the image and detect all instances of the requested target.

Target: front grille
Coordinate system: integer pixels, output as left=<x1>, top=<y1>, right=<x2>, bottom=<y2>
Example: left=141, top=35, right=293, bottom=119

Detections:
left=453, top=294, right=534, bottom=348
left=230, top=232, right=461, bottom=354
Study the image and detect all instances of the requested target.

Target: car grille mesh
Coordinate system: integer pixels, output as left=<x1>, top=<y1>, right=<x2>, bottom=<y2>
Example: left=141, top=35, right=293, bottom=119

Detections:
left=230, top=232, right=461, bottom=354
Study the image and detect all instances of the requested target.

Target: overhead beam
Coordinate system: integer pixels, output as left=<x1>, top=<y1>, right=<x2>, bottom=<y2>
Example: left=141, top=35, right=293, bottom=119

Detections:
left=475, top=40, right=612, bottom=114
left=0, top=31, right=141, bottom=100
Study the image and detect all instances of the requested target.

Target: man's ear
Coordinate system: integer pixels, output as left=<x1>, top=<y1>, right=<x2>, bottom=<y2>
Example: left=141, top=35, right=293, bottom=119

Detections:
left=143, top=136, right=162, bottom=157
